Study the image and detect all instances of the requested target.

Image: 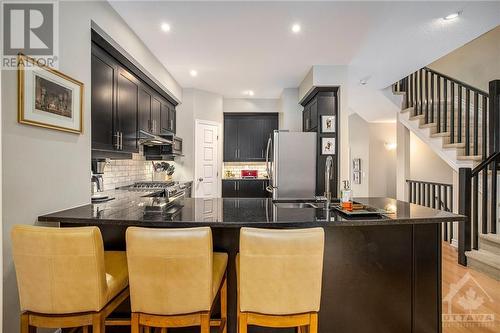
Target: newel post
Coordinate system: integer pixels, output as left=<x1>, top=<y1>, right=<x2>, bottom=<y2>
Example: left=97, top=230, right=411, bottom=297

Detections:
left=458, top=167, right=472, bottom=266
left=489, top=80, right=500, bottom=155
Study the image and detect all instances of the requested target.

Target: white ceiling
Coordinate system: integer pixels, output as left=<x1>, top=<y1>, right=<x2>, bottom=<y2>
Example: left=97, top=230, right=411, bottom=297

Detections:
left=109, top=1, right=500, bottom=118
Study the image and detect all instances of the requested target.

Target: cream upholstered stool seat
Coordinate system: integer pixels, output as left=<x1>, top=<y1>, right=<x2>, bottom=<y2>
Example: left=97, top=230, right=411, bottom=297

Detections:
left=126, top=227, right=228, bottom=333
left=11, top=225, right=129, bottom=333
left=237, top=227, right=325, bottom=333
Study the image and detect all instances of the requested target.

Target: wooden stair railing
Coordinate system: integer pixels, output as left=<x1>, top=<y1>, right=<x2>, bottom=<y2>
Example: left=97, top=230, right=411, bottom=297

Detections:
left=396, top=73, right=500, bottom=266
left=394, top=68, right=491, bottom=159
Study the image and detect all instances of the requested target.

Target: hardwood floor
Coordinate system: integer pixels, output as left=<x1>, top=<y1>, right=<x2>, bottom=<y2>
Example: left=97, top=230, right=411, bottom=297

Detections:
left=442, top=242, right=500, bottom=333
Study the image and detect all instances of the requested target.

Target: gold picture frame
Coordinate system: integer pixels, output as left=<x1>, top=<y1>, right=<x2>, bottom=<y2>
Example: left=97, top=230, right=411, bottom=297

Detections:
left=18, top=54, right=84, bottom=134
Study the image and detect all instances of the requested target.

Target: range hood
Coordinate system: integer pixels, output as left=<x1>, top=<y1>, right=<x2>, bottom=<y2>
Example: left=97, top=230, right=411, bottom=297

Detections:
left=138, top=130, right=172, bottom=146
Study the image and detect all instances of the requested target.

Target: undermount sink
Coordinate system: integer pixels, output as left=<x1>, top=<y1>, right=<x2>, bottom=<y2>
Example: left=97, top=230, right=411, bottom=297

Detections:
left=273, top=202, right=323, bottom=209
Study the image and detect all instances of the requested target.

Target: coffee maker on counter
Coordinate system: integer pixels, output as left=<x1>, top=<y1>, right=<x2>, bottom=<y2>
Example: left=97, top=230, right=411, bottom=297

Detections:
left=91, top=159, right=110, bottom=202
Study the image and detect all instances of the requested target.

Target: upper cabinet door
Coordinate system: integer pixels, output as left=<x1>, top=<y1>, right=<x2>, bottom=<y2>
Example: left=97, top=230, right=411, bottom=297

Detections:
left=169, top=107, right=176, bottom=134
left=151, top=96, right=161, bottom=135
left=91, top=45, right=117, bottom=151
left=160, top=101, right=170, bottom=133
left=138, top=85, right=151, bottom=133
left=237, top=117, right=263, bottom=161
left=224, top=117, right=239, bottom=161
left=116, top=67, right=138, bottom=153
left=309, top=99, right=318, bottom=130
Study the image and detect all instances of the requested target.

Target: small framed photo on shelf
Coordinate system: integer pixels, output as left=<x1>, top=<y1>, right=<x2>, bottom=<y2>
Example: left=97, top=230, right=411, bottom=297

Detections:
left=321, top=115, right=335, bottom=133
left=353, top=171, right=361, bottom=184
left=353, top=158, right=361, bottom=172
left=321, top=137, right=335, bottom=155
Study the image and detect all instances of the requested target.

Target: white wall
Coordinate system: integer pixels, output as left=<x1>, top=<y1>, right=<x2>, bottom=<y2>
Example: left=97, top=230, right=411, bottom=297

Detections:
left=409, top=132, right=454, bottom=184
left=172, top=89, right=223, bottom=195
left=223, top=98, right=279, bottom=114
left=368, top=122, right=397, bottom=198
left=348, top=114, right=397, bottom=198
left=1, top=2, right=180, bottom=332
left=428, top=25, right=500, bottom=92
left=279, top=88, right=303, bottom=131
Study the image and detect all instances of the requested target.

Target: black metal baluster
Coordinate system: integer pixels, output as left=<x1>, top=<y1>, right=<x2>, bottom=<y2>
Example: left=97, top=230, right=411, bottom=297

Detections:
left=450, top=82, right=455, bottom=142
left=473, top=92, right=479, bottom=156
left=473, top=176, right=478, bottom=249
left=431, top=184, right=436, bottom=208
left=419, top=69, right=424, bottom=116
left=419, top=182, right=423, bottom=205
left=458, top=86, right=463, bottom=143
left=444, top=78, right=448, bottom=133
left=437, top=185, right=442, bottom=212
left=482, top=168, right=488, bottom=234
left=465, top=89, right=471, bottom=156
left=437, top=76, right=441, bottom=131
left=482, top=95, right=487, bottom=160
left=405, top=77, right=409, bottom=109
left=492, top=160, right=497, bottom=234
left=450, top=186, right=454, bottom=243
left=413, top=182, right=417, bottom=203
left=425, top=70, right=429, bottom=123
left=409, top=74, right=413, bottom=108
left=409, top=181, right=413, bottom=203
left=429, top=73, right=434, bottom=124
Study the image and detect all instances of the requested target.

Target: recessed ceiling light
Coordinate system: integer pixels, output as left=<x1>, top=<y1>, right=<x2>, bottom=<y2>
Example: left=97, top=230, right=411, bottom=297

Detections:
left=161, top=22, right=171, bottom=32
left=189, top=70, right=198, bottom=77
left=291, top=23, right=301, bottom=33
left=243, top=90, right=255, bottom=96
left=443, top=11, right=461, bottom=21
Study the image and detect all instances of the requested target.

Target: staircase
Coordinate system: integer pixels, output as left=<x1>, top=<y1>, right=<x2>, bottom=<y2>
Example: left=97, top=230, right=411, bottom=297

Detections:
left=393, top=68, right=500, bottom=280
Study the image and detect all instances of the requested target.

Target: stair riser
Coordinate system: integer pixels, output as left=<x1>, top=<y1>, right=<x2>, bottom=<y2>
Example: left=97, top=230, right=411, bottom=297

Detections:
left=467, top=256, right=500, bottom=281
left=480, top=238, right=500, bottom=256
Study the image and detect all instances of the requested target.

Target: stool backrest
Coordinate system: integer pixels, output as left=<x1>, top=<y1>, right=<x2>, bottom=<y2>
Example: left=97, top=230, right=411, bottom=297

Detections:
left=239, top=227, right=325, bottom=315
left=11, top=225, right=108, bottom=314
left=126, top=226, right=213, bottom=315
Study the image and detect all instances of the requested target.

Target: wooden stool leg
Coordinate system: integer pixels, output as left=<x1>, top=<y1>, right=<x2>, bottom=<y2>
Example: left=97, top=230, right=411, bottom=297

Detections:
left=221, top=275, right=227, bottom=333
left=238, top=313, right=247, bottom=333
left=309, top=313, right=318, bottom=333
left=20, top=313, right=31, bottom=333
left=131, top=313, right=140, bottom=333
left=200, top=313, right=210, bottom=333
left=92, top=314, right=105, bottom=333
left=82, top=326, right=89, bottom=333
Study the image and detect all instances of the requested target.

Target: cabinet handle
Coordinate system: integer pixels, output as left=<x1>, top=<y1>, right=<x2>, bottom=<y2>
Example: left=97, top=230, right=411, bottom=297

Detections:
left=114, top=132, right=120, bottom=150
left=234, top=182, right=237, bottom=191
left=119, top=132, right=123, bottom=150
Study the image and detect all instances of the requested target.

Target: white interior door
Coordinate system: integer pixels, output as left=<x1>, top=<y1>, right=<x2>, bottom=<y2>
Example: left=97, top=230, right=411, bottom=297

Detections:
left=194, top=119, right=220, bottom=198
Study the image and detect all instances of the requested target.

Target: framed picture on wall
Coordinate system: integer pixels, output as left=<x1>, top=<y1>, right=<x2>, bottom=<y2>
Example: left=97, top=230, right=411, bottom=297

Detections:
left=353, top=158, right=361, bottom=172
left=321, top=137, right=335, bottom=155
left=353, top=171, right=361, bottom=184
left=18, top=54, right=84, bottom=134
left=321, top=115, right=335, bottom=133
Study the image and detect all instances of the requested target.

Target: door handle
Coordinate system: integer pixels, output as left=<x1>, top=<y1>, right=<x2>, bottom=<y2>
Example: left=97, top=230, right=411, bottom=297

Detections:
left=198, top=177, right=204, bottom=182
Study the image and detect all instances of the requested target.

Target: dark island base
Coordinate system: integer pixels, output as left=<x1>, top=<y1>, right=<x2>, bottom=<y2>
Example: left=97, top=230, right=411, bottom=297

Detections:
left=65, top=223, right=442, bottom=333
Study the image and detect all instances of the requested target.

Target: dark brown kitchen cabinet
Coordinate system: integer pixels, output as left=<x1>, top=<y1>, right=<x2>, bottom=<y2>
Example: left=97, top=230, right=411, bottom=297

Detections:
left=138, top=86, right=152, bottom=133
left=151, top=97, right=161, bottom=135
left=303, top=98, right=318, bottom=132
left=91, top=32, right=178, bottom=159
left=223, top=113, right=278, bottom=162
left=91, top=44, right=116, bottom=152
left=222, top=179, right=270, bottom=197
left=116, top=68, right=138, bottom=153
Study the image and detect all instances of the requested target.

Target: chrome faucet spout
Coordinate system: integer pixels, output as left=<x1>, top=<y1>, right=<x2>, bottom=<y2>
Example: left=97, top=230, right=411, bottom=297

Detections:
left=324, top=156, right=334, bottom=204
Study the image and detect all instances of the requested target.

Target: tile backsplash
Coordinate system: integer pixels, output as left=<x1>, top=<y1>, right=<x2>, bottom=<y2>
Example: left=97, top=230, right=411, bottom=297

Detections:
left=223, top=162, right=267, bottom=178
left=101, top=151, right=154, bottom=189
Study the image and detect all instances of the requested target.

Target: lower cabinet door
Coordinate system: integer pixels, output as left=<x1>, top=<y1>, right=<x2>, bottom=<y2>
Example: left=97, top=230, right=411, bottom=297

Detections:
left=238, top=180, right=267, bottom=198
left=222, top=180, right=238, bottom=197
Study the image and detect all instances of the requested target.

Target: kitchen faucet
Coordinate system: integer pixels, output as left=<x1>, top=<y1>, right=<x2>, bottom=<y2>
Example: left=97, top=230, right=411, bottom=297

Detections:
left=324, top=156, right=334, bottom=209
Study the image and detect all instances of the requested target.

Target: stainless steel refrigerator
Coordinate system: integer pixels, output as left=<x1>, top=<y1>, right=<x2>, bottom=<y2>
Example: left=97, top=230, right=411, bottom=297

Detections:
left=265, top=130, right=317, bottom=201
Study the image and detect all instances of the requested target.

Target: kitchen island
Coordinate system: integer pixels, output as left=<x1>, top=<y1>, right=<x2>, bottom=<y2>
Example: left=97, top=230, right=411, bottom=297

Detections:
left=39, top=196, right=465, bottom=333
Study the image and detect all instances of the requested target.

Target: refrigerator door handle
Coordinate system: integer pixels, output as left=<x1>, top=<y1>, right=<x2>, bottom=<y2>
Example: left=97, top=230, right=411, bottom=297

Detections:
left=265, top=136, right=272, bottom=180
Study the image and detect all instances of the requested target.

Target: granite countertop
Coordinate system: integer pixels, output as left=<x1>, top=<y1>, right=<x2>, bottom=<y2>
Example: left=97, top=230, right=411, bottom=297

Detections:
left=39, top=194, right=466, bottom=228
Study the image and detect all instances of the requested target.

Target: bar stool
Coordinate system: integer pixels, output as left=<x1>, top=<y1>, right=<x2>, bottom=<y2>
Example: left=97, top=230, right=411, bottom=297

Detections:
left=237, top=227, right=325, bottom=333
left=11, top=225, right=129, bottom=333
left=126, top=227, right=228, bottom=333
